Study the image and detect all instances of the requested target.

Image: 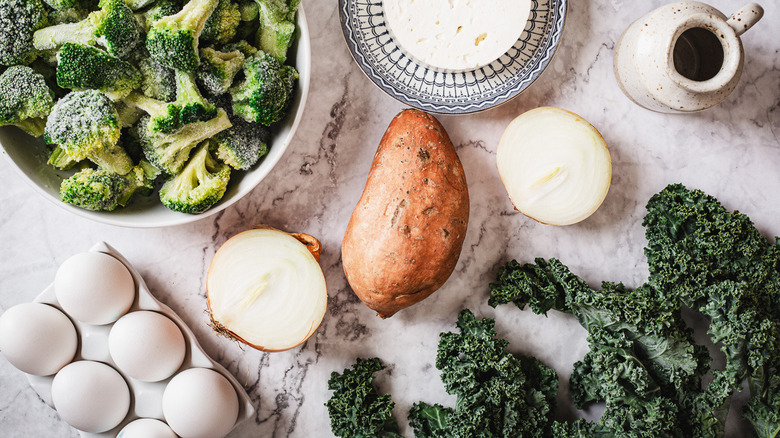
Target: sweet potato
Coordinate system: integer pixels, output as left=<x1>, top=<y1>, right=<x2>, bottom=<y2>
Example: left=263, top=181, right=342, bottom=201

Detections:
left=341, top=109, right=469, bottom=318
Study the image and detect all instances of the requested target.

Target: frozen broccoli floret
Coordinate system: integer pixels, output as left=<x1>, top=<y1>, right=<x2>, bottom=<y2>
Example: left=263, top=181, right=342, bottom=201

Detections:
left=47, top=144, right=80, bottom=169
left=230, top=51, right=296, bottom=126
left=44, top=89, right=133, bottom=174
left=0, top=65, right=55, bottom=136
left=136, top=51, right=177, bottom=101
left=221, top=39, right=257, bottom=57
left=201, top=0, right=239, bottom=44
left=0, top=0, right=48, bottom=66
left=196, top=47, right=244, bottom=95
left=254, top=0, right=297, bottom=62
left=137, top=108, right=231, bottom=174
left=33, top=0, right=140, bottom=58
left=55, top=43, right=142, bottom=99
left=135, top=0, right=182, bottom=31
left=124, top=69, right=216, bottom=133
left=159, top=140, right=229, bottom=213
left=115, top=100, right=145, bottom=127
left=237, top=0, right=256, bottom=20
left=60, top=164, right=155, bottom=211
left=125, top=0, right=155, bottom=10
left=145, top=0, right=219, bottom=72
left=213, top=112, right=268, bottom=170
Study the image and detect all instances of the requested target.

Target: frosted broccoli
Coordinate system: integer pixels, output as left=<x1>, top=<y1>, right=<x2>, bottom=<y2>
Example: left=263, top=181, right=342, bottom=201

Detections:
left=196, top=47, right=244, bottom=95
left=136, top=108, right=231, bottom=174
left=55, top=43, right=142, bottom=99
left=0, top=65, right=55, bottom=136
left=124, top=69, right=217, bottom=134
left=201, top=0, right=239, bottom=44
left=230, top=51, right=296, bottom=126
left=44, top=90, right=133, bottom=174
left=213, top=112, right=268, bottom=170
left=60, top=164, right=156, bottom=211
left=159, top=140, right=230, bottom=213
left=33, top=0, right=140, bottom=58
left=0, top=0, right=48, bottom=66
left=145, top=0, right=219, bottom=72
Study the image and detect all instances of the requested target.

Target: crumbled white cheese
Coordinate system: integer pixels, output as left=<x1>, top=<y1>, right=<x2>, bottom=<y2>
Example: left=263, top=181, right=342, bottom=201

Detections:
left=384, top=0, right=532, bottom=71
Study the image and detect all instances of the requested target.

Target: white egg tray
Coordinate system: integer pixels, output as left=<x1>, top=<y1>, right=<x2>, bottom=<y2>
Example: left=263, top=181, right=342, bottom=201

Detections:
left=24, top=242, right=255, bottom=437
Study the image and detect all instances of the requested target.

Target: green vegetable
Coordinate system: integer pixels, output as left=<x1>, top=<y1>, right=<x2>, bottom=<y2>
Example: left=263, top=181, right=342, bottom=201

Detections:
left=124, top=69, right=216, bottom=134
left=60, top=164, right=154, bottom=211
left=213, top=111, right=269, bottom=170
left=643, top=183, right=780, bottom=437
left=196, top=47, right=244, bottom=95
left=0, top=0, right=48, bottom=66
left=0, top=0, right=298, bottom=214
left=488, top=183, right=780, bottom=437
left=201, top=0, right=239, bottom=44
left=326, top=310, right=559, bottom=438
left=145, top=0, right=219, bottom=72
left=230, top=51, right=296, bottom=126
left=325, top=357, right=403, bottom=438
left=137, top=108, right=230, bottom=174
left=44, top=89, right=133, bottom=174
left=158, top=140, right=230, bottom=213
left=411, top=309, right=558, bottom=438
left=254, top=0, right=297, bottom=62
left=0, top=65, right=54, bottom=136
left=33, top=0, right=140, bottom=58
left=55, top=43, right=142, bottom=99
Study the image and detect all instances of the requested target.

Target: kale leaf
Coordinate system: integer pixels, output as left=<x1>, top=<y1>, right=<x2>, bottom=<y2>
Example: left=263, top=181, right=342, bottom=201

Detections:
left=325, top=357, right=403, bottom=438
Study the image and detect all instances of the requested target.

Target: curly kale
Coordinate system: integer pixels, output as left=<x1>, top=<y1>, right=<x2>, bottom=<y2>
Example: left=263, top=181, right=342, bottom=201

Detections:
left=325, top=357, right=402, bottom=438
left=416, top=309, right=558, bottom=438
left=643, top=183, right=780, bottom=436
left=488, top=183, right=780, bottom=437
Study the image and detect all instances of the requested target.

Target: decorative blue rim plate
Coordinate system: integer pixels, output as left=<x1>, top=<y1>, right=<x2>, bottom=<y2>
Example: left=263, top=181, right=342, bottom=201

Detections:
left=339, top=0, right=568, bottom=115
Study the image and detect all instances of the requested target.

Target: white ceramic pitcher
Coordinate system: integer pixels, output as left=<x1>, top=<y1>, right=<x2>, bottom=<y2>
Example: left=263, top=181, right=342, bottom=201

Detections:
left=613, top=1, right=763, bottom=113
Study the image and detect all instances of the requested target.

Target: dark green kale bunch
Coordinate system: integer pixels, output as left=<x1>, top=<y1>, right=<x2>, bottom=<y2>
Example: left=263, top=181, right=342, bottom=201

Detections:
left=325, top=357, right=402, bottom=438
left=489, top=183, right=780, bottom=437
left=410, top=309, right=558, bottom=438
left=326, top=310, right=559, bottom=438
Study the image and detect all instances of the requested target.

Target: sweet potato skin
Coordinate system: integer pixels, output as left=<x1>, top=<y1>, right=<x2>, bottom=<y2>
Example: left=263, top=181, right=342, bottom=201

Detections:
left=341, top=109, right=469, bottom=318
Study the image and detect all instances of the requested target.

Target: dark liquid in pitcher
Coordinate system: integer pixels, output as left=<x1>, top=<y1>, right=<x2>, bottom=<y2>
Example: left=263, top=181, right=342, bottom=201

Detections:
left=673, top=27, right=724, bottom=81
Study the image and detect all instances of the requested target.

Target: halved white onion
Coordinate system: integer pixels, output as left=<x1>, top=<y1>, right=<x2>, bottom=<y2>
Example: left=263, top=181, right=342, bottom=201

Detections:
left=207, top=227, right=327, bottom=352
left=496, top=107, right=611, bottom=226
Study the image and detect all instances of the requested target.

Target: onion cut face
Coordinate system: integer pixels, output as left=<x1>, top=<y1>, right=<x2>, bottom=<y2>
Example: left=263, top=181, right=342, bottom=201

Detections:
left=496, top=107, right=611, bottom=226
left=207, top=228, right=327, bottom=352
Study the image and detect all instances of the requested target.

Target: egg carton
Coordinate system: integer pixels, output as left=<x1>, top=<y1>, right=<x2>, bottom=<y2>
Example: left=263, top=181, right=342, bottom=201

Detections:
left=25, top=242, right=255, bottom=437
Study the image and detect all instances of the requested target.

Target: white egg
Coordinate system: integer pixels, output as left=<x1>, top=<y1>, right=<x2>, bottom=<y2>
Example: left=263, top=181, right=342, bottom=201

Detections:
left=109, top=311, right=186, bottom=382
left=117, top=418, right=177, bottom=438
left=0, top=302, right=78, bottom=376
left=55, top=252, right=135, bottom=325
left=51, top=360, right=130, bottom=433
left=163, top=368, right=239, bottom=438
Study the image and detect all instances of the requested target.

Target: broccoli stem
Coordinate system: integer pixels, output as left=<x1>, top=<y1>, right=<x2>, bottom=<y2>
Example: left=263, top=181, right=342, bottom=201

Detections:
left=90, top=143, right=134, bottom=175
left=13, top=118, right=47, bottom=137
left=167, top=0, right=219, bottom=35
left=123, top=91, right=169, bottom=115
left=175, top=69, right=203, bottom=102
left=32, top=22, right=96, bottom=52
left=47, top=145, right=79, bottom=170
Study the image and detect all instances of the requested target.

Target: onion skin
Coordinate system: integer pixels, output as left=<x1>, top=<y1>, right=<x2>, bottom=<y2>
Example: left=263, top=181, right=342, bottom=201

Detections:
left=206, top=227, right=326, bottom=352
left=342, top=109, right=469, bottom=318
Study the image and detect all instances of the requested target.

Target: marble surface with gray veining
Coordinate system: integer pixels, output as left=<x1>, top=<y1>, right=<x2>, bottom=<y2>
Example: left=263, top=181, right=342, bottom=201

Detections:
left=1, top=0, right=778, bottom=436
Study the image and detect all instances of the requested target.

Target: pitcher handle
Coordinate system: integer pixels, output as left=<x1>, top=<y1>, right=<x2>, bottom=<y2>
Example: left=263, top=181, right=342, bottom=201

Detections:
left=727, top=3, right=764, bottom=36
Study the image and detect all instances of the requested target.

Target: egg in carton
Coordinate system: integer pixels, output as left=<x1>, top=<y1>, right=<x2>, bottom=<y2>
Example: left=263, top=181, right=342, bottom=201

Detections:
left=0, top=242, right=254, bottom=437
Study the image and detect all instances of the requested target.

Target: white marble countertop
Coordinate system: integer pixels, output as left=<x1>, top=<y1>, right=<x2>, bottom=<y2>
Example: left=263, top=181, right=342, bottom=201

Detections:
left=1, top=0, right=778, bottom=437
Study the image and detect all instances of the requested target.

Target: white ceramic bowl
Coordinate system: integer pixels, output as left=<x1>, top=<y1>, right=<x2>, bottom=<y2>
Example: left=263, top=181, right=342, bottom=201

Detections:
left=0, top=8, right=310, bottom=228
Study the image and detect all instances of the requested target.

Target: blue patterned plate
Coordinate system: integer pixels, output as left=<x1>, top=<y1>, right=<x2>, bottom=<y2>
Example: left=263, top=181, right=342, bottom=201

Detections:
left=339, top=0, right=567, bottom=114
